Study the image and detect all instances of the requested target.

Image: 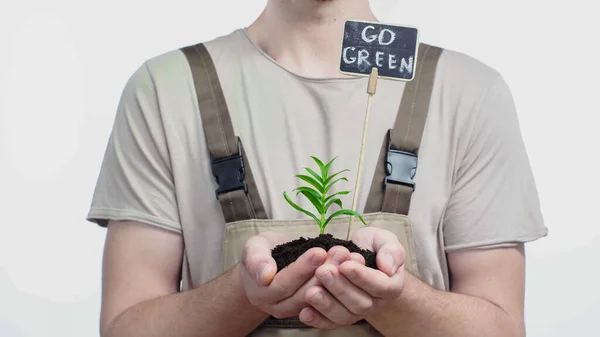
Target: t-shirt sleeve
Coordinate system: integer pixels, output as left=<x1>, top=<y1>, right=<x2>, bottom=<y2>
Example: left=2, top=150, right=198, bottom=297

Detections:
left=443, top=74, right=547, bottom=251
left=86, top=62, right=181, bottom=233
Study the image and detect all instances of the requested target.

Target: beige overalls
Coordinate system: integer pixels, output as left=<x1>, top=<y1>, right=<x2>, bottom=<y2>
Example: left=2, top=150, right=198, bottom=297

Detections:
left=181, top=42, right=443, bottom=336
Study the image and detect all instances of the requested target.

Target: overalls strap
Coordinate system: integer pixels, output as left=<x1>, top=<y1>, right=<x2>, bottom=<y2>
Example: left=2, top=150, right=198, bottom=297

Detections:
left=181, top=43, right=267, bottom=222
left=365, top=43, right=444, bottom=215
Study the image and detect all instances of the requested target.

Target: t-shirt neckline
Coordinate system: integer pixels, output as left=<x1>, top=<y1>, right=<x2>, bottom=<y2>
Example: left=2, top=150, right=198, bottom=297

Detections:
left=238, top=28, right=365, bottom=84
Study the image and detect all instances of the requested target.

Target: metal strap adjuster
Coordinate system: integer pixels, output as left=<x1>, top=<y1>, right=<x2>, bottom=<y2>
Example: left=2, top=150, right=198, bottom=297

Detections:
left=384, top=130, right=418, bottom=190
left=210, top=138, right=248, bottom=199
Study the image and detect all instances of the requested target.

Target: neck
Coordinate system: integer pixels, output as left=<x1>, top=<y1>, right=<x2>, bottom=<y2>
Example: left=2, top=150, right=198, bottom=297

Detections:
left=246, top=0, right=377, bottom=78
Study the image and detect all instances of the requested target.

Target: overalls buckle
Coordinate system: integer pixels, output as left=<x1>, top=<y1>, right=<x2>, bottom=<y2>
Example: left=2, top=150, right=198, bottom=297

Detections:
left=385, top=130, right=417, bottom=190
left=210, top=138, right=248, bottom=199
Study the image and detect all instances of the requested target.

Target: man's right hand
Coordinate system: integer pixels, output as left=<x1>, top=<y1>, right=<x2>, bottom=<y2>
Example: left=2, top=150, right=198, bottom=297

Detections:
left=239, top=231, right=328, bottom=319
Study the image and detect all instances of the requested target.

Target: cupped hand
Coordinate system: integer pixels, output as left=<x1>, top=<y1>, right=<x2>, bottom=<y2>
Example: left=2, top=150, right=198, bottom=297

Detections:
left=239, top=231, right=328, bottom=319
left=299, top=227, right=406, bottom=329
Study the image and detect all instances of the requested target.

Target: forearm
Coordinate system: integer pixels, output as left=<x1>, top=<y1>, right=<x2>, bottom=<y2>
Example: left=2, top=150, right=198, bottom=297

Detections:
left=103, top=264, right=269, bottom=337
left=367, top=273, right=524, bottom=337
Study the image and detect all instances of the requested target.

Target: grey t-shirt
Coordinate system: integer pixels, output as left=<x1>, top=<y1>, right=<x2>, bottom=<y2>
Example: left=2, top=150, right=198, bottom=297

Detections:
left=87, top=29, right=547, bottom=291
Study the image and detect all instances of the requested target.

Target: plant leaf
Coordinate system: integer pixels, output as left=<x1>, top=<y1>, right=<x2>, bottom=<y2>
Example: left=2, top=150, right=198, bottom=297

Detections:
left=296, top=174, right=324, bottom=193
left=323, top=157, right=338, bottom=177
left=295, top=187, right=324, bottom=213
left=303, top=167, right=324, bottom=184
left=324, top=198, right=343, bottom=212
left=283, top=192, right=321, bottom=226
left=323, top=190, right=350, bottom=204
left=310, top=156, right=327, bottom=178
left=294, top=186, right=321, bottom=198
left=323, top=169, right=350, bottom=186
left=298, top=190, right=324, bottom=214
left=324, top=177, right=348, bottom=193
left=323, top=209, right=367, bottom=229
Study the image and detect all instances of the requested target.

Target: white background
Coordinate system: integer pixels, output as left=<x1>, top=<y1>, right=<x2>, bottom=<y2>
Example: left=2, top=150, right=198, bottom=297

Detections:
left=0, top=0, right=598, bottom=336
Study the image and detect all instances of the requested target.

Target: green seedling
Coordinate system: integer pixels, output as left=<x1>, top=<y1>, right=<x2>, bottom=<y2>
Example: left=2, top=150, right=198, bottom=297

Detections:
left=283, top=156, right=366, bottom=235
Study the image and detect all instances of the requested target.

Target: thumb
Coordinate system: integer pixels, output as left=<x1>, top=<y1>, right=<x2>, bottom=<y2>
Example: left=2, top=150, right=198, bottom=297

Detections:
left=242, top=234, right=279, bottom=286
left=372, top=230, right=405, bottom=277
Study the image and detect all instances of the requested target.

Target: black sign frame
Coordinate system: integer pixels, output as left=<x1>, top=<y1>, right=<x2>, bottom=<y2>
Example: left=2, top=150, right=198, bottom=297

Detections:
left=339, top=20, right=420, bottom=81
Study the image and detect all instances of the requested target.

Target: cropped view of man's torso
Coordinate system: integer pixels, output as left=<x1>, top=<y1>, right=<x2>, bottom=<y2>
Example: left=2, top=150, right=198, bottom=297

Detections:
left=88, top=28, right=546, bottom=294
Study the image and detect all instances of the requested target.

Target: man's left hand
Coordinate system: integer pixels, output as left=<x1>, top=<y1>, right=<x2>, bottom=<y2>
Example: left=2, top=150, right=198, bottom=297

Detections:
left=298, top=227, right=406, bottom=329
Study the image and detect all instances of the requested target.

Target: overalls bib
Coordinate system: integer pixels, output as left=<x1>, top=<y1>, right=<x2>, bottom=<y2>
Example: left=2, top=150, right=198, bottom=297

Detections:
left=181, top=42, right=443, bottom=336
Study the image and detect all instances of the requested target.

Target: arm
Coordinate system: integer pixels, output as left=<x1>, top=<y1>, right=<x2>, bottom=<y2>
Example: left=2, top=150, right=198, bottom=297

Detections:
left=299, top=232, right=529, bottom=337
left=100, top=222, right=328, bottom=337
left=297, top=70, right=544, bottom=334
left=365, top=71, right=543, bottom=337
left=367, top=245, right=526, bottom=337
left=90, top=62, right=331, bottom=336
left=88, top=62, right=266, bottom=336
left=100, top=220, right=268, bottom=337
left=365, top=72, right=543, bottom=336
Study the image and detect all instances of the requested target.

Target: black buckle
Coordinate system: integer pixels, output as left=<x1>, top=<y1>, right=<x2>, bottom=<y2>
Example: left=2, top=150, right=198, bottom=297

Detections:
left=384, top=130, right=417, bottom=190
left=210, top=138, right=248, bottom=199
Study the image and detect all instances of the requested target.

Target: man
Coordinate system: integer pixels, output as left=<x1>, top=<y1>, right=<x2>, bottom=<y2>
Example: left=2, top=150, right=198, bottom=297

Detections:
left=87, top=0, right=547, bottom=336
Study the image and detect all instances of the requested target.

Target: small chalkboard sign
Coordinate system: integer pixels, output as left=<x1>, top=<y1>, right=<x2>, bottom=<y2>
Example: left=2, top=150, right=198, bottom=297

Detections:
left=339, top=20, right=419, bottom=81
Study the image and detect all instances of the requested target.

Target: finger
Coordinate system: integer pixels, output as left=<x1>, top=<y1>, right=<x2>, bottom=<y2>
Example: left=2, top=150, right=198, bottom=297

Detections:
left=315, top=264, right=373, bottom=316
left=305, top=285, right=362, bottom=326
left=371, top=230, right=405, bottom=277
left=339, top=261, right=405, bottom=299
left=299, top=307, right=338, bottom=330
left=374, top=244, right=405, bottom=277
left=267, top=275, right=320, bottom=318
left=269, top=247, right=327, bottom=299
left=325, top=246, right=352, bottom=266
left=349, top=252, right=366, bottom=265
left=242, top=234, right=280, bottom=286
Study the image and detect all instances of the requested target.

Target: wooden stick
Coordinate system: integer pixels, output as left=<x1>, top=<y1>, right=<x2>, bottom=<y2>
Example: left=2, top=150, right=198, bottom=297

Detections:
left=346, top=67, right=379, bottom=240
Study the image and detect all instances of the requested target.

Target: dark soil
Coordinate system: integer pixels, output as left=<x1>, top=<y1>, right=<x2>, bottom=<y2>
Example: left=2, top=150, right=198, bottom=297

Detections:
left=271, top=234, right=376, bottom=271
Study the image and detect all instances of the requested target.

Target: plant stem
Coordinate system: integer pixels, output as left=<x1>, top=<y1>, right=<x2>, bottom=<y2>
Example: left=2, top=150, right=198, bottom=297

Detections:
left=320, top=205, right=325, bottom=234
